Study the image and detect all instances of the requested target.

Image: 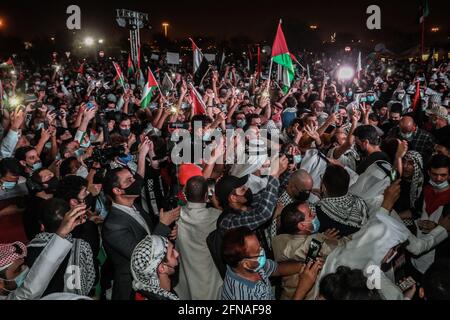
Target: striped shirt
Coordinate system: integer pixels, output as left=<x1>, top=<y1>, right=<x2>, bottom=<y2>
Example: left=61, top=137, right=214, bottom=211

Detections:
left=221, top=259, right=278, bottom=300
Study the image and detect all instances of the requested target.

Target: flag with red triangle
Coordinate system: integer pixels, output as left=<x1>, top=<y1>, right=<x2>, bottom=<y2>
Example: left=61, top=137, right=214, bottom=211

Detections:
left=127, top=54, right=134, bottom=77
left=411, top=81, right=421, bottom=112
left=77, top=63, right=85, bottom=75
left=113, top=62, right=125, bottom=87
left=188, top=83, right=206, bottom=115
left=141, top=68, right=160, bottom=109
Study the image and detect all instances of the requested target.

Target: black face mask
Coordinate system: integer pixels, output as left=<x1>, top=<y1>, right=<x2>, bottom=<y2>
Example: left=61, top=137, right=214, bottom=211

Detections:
left=123, top=175, right=144, bottom=196
left=390, top=119, right=400, bottom=126
left=44, top=177, right=60, bottom=194
left=294, top=191, right=311, bottom=202
left=83, top=193, right=96, bottom=210
left=355, top=143, right=368, bottom=157
left=119, top=128, right=131, bottom=138
left=244, top=189, right=254, bottom=206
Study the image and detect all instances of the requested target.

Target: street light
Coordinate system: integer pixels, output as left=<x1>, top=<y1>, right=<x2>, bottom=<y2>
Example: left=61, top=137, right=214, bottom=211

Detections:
left=0, top=19, right=4, bottom=28
left=431, top=27, right=440, bottom=33
left=337, top=66, right=355, bottom=81
left=310, top=25, right=318, bottom=30
left=84, top=37, right=95, bottom=46
left=162, top=22, right=169, bottom=37
left=98, top=39, right=104, bottom=44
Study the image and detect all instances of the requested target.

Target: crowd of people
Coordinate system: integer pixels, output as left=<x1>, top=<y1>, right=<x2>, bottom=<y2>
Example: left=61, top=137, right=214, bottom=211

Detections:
left=0, top=48, right=450, bottom=300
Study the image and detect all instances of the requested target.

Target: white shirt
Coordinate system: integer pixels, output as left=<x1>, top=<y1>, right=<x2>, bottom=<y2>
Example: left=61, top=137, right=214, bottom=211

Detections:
left=112, top=203, right=151, bottom=235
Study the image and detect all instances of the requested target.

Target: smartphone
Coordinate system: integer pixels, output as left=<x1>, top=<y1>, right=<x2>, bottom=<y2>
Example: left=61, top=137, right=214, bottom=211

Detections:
left=305, top=239, right=322, bottom=264
left=398, top=277, right=416, bottom=292
left=87, top=102, right=95, bottom=110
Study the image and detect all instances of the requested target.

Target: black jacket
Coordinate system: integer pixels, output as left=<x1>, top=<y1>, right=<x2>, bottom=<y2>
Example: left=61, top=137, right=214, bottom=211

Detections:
left=101, top=203, right=171, bottom=300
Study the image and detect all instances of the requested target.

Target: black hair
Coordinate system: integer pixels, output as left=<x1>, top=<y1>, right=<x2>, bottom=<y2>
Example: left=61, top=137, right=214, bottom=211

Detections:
left=0, top=158, right=22, bottom=177
left=280, top=201, right=307, bottom=234
left=353, top=125, right=381, bottom=146
left=390, top=103, right=403, bottom=115
left=59, top=157, right=79, bottom=178
left=222, top=227, right=255, bottom=268
left=191, top=115, right=212, bottom=129
left=15, top=146, right=35, bottom=162
left=39, top=198, right=71, bottom=233
left=102, top=168, right=126, bottom=199
left=422, top=259, right=450, bottom=300
left=185, top=176, right=208, bottom=203
left=319, top=266, right=381, bottom=300
left=428, top=154, right=450, bottom=171
left=323, top=165, right=350, bottom=197
left=54, top=175, right=88, bottom=203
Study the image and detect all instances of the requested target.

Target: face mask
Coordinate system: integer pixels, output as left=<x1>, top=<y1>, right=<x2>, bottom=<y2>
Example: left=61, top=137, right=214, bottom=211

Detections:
left=311, top=216, right=321, bottom=234
left=398, top=94, right=405, bottom=100
left=429, top=179, right=449, bottom=190
left=400, top=131, right=414, bottom=141
left=236, top=120, right=246, bottom=128
left=245, top=249, right=267, bottom=273
left=293, top=155, right=302, bottom=165
left=119, top=128, right=131, bottom=137
left=45, top=142, right=52, bottom=149
left=367, top=96, right=376, bottom=103
left=32, top=162, right=43, bottom=172
left=1, top=266, right=31, bottom=291
left=295, top=191, right=311, bottom=202
left=76, top=166, right=89, bottom=179
left=123, top=174, right=144, bottom=196
left=244, top=189, right=254, bottom=206
left=74, top=149, right=85, bottom=158
left=203, top=132, right=212, bottom=142
left=118, top=154, right=133, bottom=165
left=390, top=119, right=400, bottom=125
left=45, top=177, right=59, bottom=193
left=82, top=193, right=96, bottom=210
left=2, top=181, right=17, bottom=190
left=80, top=140, right=91, bottom=149
left=36, top=123, right=44, bottom=131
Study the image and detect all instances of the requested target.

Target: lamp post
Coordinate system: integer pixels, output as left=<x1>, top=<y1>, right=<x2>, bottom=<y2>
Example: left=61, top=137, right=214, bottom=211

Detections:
left=162, top=23, right=169, bottom=37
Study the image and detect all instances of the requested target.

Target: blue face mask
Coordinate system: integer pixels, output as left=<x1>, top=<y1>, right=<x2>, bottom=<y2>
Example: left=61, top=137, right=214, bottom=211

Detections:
left=118, top=154, right=133, bottom=165
left=246, top=249, right=267, bottom=273
left=14, top=266, right=29, bottom=288
left=80, top=140, right=91, bottom=149
left=74, top=149, right=85, bottom=158
left=294, top=155, right=302, bottom=165
left=400, top=131, right=414, bottom=141
left=367, top=95, right=376, bottom=103
left=203, top=132, right=212, bottom=142
left=429, top=180, right=449, bottom=190
left=32, top=162, right=42, bottom=172
left=236, top=120, right=247, bottom=129
left=2, top=181, right=17, bottom=190
left=311, top=216, right=321, bottom=234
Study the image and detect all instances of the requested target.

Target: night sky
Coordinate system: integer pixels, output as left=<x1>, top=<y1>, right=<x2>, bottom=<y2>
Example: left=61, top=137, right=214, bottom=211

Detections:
left=1, top=0, right=449, bottom=41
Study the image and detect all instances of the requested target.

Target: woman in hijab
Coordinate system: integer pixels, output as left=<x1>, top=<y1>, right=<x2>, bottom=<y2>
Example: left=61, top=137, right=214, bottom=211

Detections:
left=131, top=235, right=179, bottom=300
left=313, top=212, right=411, bottom=300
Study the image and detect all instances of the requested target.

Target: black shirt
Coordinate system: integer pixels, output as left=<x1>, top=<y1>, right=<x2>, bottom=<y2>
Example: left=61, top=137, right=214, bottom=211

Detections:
left=356, top=151, right=391, bottom=175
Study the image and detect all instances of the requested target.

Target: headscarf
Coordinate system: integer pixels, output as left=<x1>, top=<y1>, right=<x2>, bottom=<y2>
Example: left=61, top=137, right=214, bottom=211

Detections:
left=27, top=233, right=95, bottom=296
left=0, top=242, right=27, bottom=272
left=317, top=194, right=369, bottom=229
left=403, top=151, right=424, bottom=208
left=315, top=212, right=410, bottom=299
left=131, top=235, right=179, bottom=300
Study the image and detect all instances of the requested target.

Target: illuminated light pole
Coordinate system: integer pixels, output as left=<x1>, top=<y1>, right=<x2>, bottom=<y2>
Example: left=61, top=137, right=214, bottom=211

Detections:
left=162, top=22, right=169, bottom=37
left=84, top=37, right=95, bottom=46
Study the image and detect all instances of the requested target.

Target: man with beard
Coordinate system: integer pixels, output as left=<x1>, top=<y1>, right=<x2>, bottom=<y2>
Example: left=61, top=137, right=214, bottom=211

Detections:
left=380, top=103, right=402, bottom=136
left=353, top=125, right=390, bottom=175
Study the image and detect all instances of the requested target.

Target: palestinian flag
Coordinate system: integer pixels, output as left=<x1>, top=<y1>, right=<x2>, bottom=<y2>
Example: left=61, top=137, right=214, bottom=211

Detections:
left=141, top=68, right=159, bottom=109
left=188, top=83, right=206, bottom=115
left=113, top=62, right=125, bottom=87
left=77, top=63, right=85, bottom=75
left=127, top=54, right=134, bottom=77
left=271, top=21, right=295, bottom=92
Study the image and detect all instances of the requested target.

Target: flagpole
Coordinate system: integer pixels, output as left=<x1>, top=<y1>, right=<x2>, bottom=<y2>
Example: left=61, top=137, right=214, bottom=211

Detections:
left=421, top=20, right=425, bottom=57
left=200, top=65, right=212, bottom=86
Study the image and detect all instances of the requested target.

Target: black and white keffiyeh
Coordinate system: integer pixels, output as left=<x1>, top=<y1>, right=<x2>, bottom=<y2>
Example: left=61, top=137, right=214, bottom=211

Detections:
left=131, top=235, right=179, bottom=300
left=403, top=151, right=424, bottom=208
left=28, top=233, right=95, bottom=296
left=317, top=194, right=369, bottom=228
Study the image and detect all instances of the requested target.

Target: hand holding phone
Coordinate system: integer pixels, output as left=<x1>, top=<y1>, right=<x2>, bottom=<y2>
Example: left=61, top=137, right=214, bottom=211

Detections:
left=305, top=239, right=322, bottom=264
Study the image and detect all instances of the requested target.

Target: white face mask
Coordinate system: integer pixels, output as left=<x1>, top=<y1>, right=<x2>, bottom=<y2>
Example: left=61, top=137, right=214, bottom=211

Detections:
left=76, top=166, right=89, bottom=179
left=429, top=179, right=449, bottom=190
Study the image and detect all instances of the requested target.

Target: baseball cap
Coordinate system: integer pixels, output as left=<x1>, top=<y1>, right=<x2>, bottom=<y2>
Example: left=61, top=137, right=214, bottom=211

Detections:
left=215, top=175, right=249, bottom=208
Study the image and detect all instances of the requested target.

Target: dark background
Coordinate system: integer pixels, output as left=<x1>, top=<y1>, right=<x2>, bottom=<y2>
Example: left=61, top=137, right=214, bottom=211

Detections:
left=0, top=0, right=449, bottom=57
